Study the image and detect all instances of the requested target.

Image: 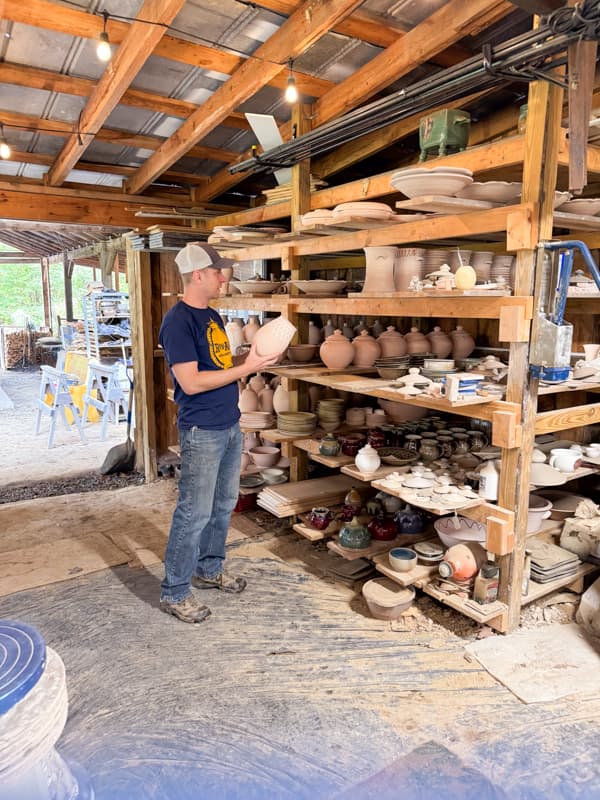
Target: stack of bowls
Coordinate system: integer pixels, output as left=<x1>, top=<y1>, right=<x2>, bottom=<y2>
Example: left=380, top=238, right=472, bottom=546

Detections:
left=389, top=166, right=473, bottom=198
left=471, top=251, right=495, bottom=283
left=423, top=249, right=451, bottom=274
left=420, top=358, right=457, bottom=381
left=316, top=398, right=345, bottom=431
left=345, top=407, right=366, bottom=426
left=276, top=411, right=317, bottom=436
left=490, top=253, right=515, bottom=285
left=373, top=355, right=410, bottom=379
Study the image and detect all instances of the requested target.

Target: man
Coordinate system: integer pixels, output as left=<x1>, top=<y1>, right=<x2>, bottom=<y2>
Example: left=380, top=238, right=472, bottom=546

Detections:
left=158, top=243, right=280, bottom=623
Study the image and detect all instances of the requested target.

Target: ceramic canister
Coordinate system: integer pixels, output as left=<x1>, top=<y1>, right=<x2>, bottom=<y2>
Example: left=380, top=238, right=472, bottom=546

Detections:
left=320, top=330, right=354, bottom=370
left=378, top=326, right=407, bottom=357
left=352, top=330, right=381, bottom=367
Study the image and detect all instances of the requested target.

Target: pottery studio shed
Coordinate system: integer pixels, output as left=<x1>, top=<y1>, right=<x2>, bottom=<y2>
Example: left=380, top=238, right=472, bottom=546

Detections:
left=1, top=1, right=600, bottom=798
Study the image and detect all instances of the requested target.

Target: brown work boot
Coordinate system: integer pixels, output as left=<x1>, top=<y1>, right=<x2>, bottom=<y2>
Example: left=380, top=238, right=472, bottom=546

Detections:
left=192, top=571, right=247, bottom=593
left=159, top=594, right=211, bottom=623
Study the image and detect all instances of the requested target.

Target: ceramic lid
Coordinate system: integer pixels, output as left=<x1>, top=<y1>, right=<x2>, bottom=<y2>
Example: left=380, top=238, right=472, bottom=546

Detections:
left=362, top=578, right=415, bottom=607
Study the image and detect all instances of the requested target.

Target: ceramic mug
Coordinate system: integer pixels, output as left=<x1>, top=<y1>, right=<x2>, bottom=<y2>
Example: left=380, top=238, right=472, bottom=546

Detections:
left=584, top=445, right=600, bottom=459
left=549, top=451, right=581, bottom=472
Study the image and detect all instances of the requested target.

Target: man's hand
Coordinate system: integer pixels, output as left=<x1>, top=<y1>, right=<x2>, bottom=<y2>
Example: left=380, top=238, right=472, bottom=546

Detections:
left=243, top=342, right=282, bottom=373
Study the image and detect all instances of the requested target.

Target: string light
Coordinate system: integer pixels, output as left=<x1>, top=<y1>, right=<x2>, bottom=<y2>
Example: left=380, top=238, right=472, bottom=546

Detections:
left=284, top=59, right=298, bottom=104
left=0, top=125, right=11, bottom=159
left=96, top=11, right=112, bottom=62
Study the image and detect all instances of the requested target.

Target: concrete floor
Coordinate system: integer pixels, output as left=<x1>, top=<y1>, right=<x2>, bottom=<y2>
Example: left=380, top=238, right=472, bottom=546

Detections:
left=3, top=532, right=600, bottom=800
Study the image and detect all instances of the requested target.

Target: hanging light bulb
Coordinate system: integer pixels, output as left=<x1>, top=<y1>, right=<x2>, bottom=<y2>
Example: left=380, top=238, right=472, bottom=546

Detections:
left=0, top=125, right=10, bottom=160
left=96, top=12, right=112, bottom=62
left=284, top=59, right=298, bottom=104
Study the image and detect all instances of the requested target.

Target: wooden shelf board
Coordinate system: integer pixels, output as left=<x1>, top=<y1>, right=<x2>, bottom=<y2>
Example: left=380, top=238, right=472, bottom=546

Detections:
left=211, top=295, right=287, bottom=312
left=292, top=521, right=339, bottom=541
left=535, top=401, right=600, bottom=434
left=371, top=478, right=483, bottom=516
left=520, top=562, right=599, bottom=605
left=372, top=552, right=438, bottom=588
left=327, top=534, right=411, bottom=562
left=553, top=210, right=600, bottom=231
left=341, top=462, right=399, bottom=482
left=538, top=380, right=600, bottom=396
left=420, top=581, right=508, bottom=626
left=259, top=428, right=320, bottom=443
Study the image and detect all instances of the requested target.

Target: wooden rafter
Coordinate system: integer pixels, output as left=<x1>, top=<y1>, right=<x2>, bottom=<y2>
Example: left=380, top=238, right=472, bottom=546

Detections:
left=125, top=0, right=366, bottom=195
left=1, top=0, right=332, bottom=99
left=195, top=0, right=513, bottom=202
left=45, top=0, right=187, bottom=186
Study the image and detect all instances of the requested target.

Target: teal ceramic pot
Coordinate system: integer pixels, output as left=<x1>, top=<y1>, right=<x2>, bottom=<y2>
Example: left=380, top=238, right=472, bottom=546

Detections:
left=338, top=516, right=371, bottom=549
left=319, top=433, right=341, bottom=456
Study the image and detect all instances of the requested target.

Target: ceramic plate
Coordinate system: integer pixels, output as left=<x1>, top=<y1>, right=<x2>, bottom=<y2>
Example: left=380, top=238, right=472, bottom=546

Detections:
left=239, top=475, right=264, bottom=488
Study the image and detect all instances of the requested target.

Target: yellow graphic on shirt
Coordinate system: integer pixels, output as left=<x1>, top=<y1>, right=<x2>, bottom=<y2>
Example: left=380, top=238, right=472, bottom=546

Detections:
left=207, top=319, right=233, bottom=369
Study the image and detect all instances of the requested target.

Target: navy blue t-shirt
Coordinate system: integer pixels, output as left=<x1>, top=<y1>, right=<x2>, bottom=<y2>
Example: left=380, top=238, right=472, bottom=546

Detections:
left=159, top=302, right=240, bottom=431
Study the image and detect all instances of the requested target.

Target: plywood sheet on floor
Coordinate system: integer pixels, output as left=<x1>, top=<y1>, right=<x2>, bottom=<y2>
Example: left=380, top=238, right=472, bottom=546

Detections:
left=0, top=480, right=260, bottom=595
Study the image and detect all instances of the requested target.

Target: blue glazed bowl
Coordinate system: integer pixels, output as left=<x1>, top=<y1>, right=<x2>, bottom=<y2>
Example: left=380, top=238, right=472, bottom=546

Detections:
left=389, top=547, right=418, bottom=572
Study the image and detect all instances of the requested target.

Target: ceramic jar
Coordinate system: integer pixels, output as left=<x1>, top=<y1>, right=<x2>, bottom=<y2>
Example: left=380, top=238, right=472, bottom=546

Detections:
left=366, top=429, right=386, bottom=449
left=404, top=327, right=430, bottom=355
left=308, top=385, right=323, bottom=412
left=394, top=505, right=425, bottom=534
left=323, top=318, right=335, bottom=338
left=371, top=319, right=384, bottom=337
left=344, top=486, right=363, bottom=515
left=225, top=318, right=245, bottom=354
left=377, top=326, right=407, bottom=357
left=339, top=516, right=371, bottom=549
left=450, top=325, right=476, bottom=359
left=308, top=507, right=336, bottom=531
left=426, top=326, right=453, bottom=358
left=355, top=443, right=381, bottom=474
left=272, top=383, right=290, bottom=414
left=319, top=433, right=341, bottom=456
left=438, top=542, right=487, bottom=581
left=366, top=497, right=384, bottom=516
left=341, top=434, right=366, bottom=457
left=239, top=382, right=259, bottom=412
left=352, top=330, right=382, bottom=367
left=362, top=246, right=398, bottom=294
left=258, top=385, right=274, bottom=413
left=367, top=513, right=397, bottom=541
left=308, top=320, right=322, bottom=346
left=320, top=330, right=354, bottom=370
left=243, top=315, right=261, bottom=344
left=419, top=438, right=440, bottom=463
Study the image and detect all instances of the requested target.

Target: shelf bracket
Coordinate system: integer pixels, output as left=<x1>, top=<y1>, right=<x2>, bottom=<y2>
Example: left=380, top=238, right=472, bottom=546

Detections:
left=491, top=409, right=522, bottom=448
left=499, top=304, right=531, bottom=342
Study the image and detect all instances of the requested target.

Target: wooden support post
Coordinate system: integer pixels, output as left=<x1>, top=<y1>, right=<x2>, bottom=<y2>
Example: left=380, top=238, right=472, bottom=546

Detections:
left=126, top=241, right=158, bottom=483
left=40, top=256, right=51, bottom=330
left=498, top=304, right=530, bottom=343
left=63, top=251, right=73, bottom=321
left=497, top=68, right=565, bottom=632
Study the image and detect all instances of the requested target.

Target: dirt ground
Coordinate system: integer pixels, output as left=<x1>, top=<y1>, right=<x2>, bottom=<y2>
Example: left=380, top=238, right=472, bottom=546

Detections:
left=0, top=367, right=138, bottom=499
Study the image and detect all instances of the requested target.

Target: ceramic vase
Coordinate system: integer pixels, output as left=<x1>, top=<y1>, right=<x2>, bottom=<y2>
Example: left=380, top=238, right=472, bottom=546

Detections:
left=225, top=318, right=245, bottom=355
left=308, top=385, right=324, bottom=412
left=395, top=250, right=425, bottom=291
left=272, top=384, right=290, bottom=414
left=338, top=516, right=371, bottom=549
left=323, top=318, right=335, bottom=339
left=426, top=326, right=453, bottom=358
left=362, top=246, right=398, bottom=294
left=308, top=321, right=322, bottom=346
left=258, top=385, right=274, bottom=413
left=371, top=319, right=384, bottom=337
left=450, top=325, right=476, bottom=359
left=320, top=330, right=354, bottom=369
left=342, top=321, right=354, bottom=340
left=352, top=330, right=381, bottom=367
left=252, top=315, right=297, bottom=357
left=243, top=315, right=261, bottom=344
left=239, top=383, right=259, bottom=412
left=377, top=326, right=407, bottom=357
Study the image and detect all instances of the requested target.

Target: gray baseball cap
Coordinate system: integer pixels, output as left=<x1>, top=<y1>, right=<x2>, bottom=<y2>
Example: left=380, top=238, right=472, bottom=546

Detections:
left=175, top=242, right=235, bottom=274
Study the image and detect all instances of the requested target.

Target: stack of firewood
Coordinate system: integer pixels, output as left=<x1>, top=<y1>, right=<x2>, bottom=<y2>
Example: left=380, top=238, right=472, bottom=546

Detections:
left=3, top=329, right=45, bottom=368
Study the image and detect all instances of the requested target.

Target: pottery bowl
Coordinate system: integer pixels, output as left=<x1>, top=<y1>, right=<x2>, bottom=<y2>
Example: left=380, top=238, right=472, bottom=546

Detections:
left=433, top=516, right=487, bottom=548
left=557, top=198, right=600, bottom=216
left=377, top=398, right=428, bottom=422
left=290, top=280, right=347, bottom=296
left=377, top=366, right=409, bottom=379
left=457, top=181, right=522, bottom=203
left=234, top=280, right=281, bottom=294
left=389, top=547, right=418, bottom=572
left=248, top=446, right=281, bottom=467
left=362, top=579, right=416, bottom=620
left=531, top=490, right=587, bottom=521
left=391, top=171, right=473, bottom=199
left=526, top=493, right=553, bottom=533
left=259, top=467, right=287, bottom=484
left=377, top=447, right=418, bottom=466
left=287, top=344, right=319, bottom=363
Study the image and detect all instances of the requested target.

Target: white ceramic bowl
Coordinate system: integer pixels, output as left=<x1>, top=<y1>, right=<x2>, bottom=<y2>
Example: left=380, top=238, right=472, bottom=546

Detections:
left=433, top=516, right=487, bottom=549
left=234, top=280, right=281, bottom=294
left=389, top=547, right=418, bottom=572
left=527, top=494, right=553, bottom=533
left=557, top=198, right=600, bottom=216
left=457, top=181, right=522, bottom=203
left=377, top=398, right=428, bottom=422
left=248, top=446, right=280, bottom=468
left=290, top=280, right=347, bottom=296
left=391, top=172, right=473, bottom=198
left=531, top=490, right=587, bottom=521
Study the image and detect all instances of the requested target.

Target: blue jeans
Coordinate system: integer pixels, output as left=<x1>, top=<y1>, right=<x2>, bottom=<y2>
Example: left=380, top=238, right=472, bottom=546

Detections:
left=161, top=423, right=242, bottom=603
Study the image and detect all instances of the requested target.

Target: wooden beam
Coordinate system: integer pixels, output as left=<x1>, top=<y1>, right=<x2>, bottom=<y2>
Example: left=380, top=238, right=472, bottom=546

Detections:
left=41, top=257, right=51, bottom=328
left=0, top=62, right=250, bottom=132
left=196, top=0, right=513, bottom=202
left=125, top=0, right=365, bottom=195
left=46, top=0, right=187, bottom=186
left=1, top=0, right=332, bottom=99
left=1, top=110, right=238, bottom=166
left=63, top=252, right=73, bottom=321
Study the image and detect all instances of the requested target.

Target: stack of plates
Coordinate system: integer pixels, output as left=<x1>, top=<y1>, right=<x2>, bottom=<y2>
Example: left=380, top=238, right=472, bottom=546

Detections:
left=332, top=201, right=394, bottom=220
left=300, top=209, right=335, bottom=225
left=390, top=166, right=473, bottom=198
left=276, top=411, right=317, bottom=436
left=240, top=411, right=275, bottom=429
left=316, top=399, right=345, bottom=432
left=528, top=540, right=581, bottom=583
left=408, top=353, right=435, bottom=368
left=456, top=181, right=522, bottom=204
left=373, top=355, right=410, bottom=380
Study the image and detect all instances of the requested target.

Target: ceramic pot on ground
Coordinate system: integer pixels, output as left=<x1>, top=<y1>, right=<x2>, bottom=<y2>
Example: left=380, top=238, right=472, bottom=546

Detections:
left=377, top=326, right=407, bottom=357
left=362, top=246, right=398, bottom=294
left=352, top=330, right=382, bottom=367
left=338, top=516, right=371, bottom=549
left=272, top=383, right=290, bottom=414
left=243, top=315, right=261, bottom=344
left=438, top=542, right=487, bottom=581
left=404, top=327, right=431, bottom=355
left=367, top=513, right=397, bottom=541
left=308, top=321, right=322, bottom=346
left=450, top=325, right=476, bottom=359
left=426, top=326, right=453, bottom=358
left=320, top=330, right=354, bottom=370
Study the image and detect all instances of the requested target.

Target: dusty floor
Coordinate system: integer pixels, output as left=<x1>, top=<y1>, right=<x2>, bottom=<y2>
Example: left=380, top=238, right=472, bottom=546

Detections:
left=0, top=367, right=132, bottom=497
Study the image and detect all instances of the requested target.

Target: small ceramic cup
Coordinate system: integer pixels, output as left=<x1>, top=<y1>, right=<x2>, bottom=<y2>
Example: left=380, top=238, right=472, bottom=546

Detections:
left=549, top=451, right=581, bottom=473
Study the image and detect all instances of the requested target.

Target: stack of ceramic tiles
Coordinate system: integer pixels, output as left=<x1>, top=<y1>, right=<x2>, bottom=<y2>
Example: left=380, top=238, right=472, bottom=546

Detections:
left=528, top=539, right=580, bottom=583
